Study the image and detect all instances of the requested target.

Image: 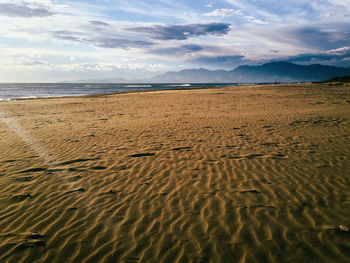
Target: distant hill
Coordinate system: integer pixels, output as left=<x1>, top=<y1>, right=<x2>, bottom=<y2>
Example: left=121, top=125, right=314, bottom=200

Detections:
left=151, top=68, right=231, bottom=83
left=64, top=62, right=350, bottom=84
left=325, top=76, right=350, bottom=83
left=152, top=62, right=350, bottom=83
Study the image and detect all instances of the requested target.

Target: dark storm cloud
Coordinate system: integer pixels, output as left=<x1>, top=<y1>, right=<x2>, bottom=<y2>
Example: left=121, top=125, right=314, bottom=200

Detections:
left=126, top=23, right=231, bottom=40
left=0, top=3, right=53, bottom=17
left=152, top=44, right=203, bottom=55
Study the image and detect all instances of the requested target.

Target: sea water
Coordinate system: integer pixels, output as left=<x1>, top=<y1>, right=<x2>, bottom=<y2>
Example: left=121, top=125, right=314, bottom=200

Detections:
left=0, top=83, right=238, bottom=101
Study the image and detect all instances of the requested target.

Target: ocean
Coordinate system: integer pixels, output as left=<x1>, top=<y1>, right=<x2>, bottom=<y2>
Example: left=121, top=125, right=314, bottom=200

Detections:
left=0, top=83, right=239, bottom=101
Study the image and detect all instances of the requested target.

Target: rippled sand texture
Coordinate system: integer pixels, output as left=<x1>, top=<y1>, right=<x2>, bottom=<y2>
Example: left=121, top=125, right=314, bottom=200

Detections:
left=0, top=84, right=350, bottom=263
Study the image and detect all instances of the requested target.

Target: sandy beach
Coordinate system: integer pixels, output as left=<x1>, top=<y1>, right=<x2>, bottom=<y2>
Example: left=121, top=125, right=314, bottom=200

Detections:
left=0, top=83, right=350, bottom=262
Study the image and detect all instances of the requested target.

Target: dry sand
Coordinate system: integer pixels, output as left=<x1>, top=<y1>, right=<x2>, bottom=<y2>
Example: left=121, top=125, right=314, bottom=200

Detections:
left=0, top=84, right=349, bottom=262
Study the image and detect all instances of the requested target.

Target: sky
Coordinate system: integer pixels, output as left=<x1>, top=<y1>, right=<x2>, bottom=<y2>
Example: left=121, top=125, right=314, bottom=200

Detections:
left=0, top=0, right=349, bottom=82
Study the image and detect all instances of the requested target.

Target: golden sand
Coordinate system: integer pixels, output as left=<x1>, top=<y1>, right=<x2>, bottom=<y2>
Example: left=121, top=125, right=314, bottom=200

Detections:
left=0, top=84, right=349, bottom=262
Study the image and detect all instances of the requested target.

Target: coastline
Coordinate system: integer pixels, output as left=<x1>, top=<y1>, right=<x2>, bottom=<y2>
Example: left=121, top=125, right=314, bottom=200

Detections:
left=0, top=83, right=349, bottom=262
left=0, top=82, right=301, bottom=102
left=0, top=82, right=239, bottom=102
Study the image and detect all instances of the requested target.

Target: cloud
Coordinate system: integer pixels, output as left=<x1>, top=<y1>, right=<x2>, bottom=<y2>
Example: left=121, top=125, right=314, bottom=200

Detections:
left=288, top=25, right=350, bottom=50
left=52, top=31, right=154, bottom=49
left=224, top=0, right=350, bottom=24
left=192, top=55, right=248, bottom=68
left=53, top=31, right=82, bottom=42
left=3, top=55, right=164, bottom=73
left=21, top=60, right=48, bottom=66
left=85, top=37, right=154, bottom=49
left=327, top=46, right=350, bottom=55
left=89, top=21, right=110, bottom=27
left=244, top=16, right=268, bottom=24
left=204, top=8, right=242, bottom=17
left=283, top=46, right=350, bottom=66
left=127, top=23, right=231, bottom=40
left=152, top=44, right=203, bottom=55
left=83, top=20, right=111, bottom=32
left=204, top=8, right=267, bottom=24
left=0, top=3, right=53, bottom=17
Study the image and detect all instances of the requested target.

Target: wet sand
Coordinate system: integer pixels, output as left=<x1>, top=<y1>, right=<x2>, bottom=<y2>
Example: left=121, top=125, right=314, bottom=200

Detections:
left=0, top=83, right=350, bottom=262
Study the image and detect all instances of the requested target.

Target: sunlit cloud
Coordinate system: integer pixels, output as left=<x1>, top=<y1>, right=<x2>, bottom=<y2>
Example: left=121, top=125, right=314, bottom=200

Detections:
left=0, top=2, right=53, bottom=17
left=204, top=8, right=242, bottom=17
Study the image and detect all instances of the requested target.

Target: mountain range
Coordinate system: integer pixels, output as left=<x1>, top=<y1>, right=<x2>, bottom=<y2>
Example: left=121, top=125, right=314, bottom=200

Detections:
left=67, top=62, right=350, bottom=83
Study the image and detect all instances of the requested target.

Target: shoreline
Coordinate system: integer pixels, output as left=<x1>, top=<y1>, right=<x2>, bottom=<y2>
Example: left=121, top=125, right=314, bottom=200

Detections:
left=0, top=82, right=316, bottom=102
left=0, top=84, right=231, bottom=102
left=0, top=84, right=223, bottom=102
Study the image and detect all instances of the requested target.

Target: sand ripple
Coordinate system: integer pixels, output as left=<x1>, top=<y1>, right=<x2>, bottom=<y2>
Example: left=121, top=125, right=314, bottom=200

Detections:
left=0, top=84, right=350, bottom=262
